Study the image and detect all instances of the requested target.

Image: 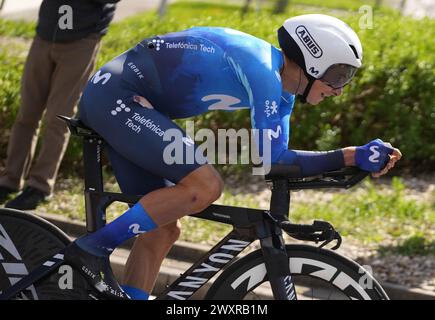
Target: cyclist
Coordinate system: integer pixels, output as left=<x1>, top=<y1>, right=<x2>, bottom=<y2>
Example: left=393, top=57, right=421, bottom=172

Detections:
left=65, top=14, right=402, bottom=299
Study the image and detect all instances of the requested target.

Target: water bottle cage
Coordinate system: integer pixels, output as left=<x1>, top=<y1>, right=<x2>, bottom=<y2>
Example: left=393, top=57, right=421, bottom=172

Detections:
left=280, top=220, right=342, bottom=250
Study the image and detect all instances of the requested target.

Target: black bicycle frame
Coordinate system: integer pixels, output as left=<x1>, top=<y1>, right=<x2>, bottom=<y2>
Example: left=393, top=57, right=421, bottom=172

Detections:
left=83, top=135, right=296, bottom=300
left=1, top=124, right=296, bottom=300
left=2, top=117, right=368, bottom=300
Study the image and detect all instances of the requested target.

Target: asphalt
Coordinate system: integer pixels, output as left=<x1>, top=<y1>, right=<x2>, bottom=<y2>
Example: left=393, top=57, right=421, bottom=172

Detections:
left=35, top=211, right=435, bottom=300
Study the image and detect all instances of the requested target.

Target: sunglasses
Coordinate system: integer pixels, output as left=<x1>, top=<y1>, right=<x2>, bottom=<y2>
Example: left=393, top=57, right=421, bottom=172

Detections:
left=319, top=64, right=357, bottom=90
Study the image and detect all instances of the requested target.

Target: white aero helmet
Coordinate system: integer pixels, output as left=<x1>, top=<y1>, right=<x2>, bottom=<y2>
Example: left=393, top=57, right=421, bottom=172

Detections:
left=277, top=14, right=363, bottom=101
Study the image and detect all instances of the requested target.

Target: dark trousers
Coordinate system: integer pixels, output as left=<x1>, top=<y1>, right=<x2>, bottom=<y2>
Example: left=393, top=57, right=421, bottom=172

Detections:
left=0, top=34, right=101, bottom=194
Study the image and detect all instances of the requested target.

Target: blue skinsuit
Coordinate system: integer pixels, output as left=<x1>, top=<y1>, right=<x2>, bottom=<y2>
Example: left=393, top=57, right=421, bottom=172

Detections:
left=79, top=27, right=332, bottom=196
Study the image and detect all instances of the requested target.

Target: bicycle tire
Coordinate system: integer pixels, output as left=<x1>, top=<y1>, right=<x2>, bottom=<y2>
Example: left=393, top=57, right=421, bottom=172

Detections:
left=205, top=244, right=389, bottom=300
left=0, top=208, right=94, bottom=300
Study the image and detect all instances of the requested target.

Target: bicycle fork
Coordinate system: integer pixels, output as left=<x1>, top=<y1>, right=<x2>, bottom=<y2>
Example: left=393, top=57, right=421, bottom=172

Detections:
left=257, top=219, right=297, bottom=300
left=259, top=178, right=297, bottom=300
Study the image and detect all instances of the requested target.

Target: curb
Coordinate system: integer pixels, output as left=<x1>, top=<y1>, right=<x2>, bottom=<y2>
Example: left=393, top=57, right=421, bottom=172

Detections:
left=36, top=212, right=435, bottom=300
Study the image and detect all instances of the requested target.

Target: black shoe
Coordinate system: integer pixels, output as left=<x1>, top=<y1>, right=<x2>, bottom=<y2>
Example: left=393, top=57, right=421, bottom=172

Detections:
left=0, top=186, right=17, bottom=204
left=5, top=186, right=51, bottom=210
left=64, top=242, right=130, bottom=300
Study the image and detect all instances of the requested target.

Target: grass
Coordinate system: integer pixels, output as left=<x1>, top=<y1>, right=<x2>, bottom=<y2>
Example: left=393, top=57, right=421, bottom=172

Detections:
left=282, top=0, right=380, bottom=10
left=379, top=235, right=435, bottom=256
left=190, top=0, right=385, bottom=11
left=289, top=178, right=435, bottom=253
left=0, top=19, right=35, bottom=38
left=93, top=0, right=400, bottom=70
left=0, top=0, right=394, bottom=41
left=2, top=1, right=434, bottom=169
left=35, top=173, right=435, bottom=256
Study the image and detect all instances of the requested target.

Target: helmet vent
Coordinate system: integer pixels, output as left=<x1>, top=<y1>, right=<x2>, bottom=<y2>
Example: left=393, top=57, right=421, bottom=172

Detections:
left=349, top=44, right=359, bottom=59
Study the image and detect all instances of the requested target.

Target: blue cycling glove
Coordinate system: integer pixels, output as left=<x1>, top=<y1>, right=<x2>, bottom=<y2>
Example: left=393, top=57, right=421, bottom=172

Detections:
left=355, top=139, right=394, bottom=172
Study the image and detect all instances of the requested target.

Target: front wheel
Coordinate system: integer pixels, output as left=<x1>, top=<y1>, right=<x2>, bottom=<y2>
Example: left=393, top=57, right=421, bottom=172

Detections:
left=205, top=244, right=389, bottom=300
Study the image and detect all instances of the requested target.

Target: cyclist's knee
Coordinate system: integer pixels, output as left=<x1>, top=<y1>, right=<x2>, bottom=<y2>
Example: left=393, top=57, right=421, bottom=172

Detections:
left=207, top=175, right=224, bottom=202
left=183, top=173, right=223, bottom=213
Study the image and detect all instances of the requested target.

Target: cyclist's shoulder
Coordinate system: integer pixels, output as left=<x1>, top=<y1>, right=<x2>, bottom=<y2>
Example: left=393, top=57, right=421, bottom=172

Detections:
left=215, top=32, right=283, bottom=95
left=177, top=26, right=260, bottom=43
left=166, top=27, right=276, bottom=57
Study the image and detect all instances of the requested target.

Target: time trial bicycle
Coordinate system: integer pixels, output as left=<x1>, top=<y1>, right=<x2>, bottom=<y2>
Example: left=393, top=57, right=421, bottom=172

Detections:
left=0, top=116, right=389, bottom=300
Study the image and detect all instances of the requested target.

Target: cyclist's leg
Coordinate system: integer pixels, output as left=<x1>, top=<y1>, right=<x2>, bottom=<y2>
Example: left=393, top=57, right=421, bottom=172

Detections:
left=121, top=165, right=224, bottom=295
left=106, top=144, right=168, bottom=196
left=123, top=220, right=181, bottom=295
left=80, top=91, right=223, bottom=229
left=106, top=146, right=182, bottom=295
left=73, top=89, right=223, bottom=296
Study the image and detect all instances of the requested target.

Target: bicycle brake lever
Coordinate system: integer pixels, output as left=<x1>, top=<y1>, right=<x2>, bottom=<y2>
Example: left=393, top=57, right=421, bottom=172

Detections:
left=318, top=231, right=342, bottom=250
left=280, top=220, right=342, bottom=250
left=331, top=233, right=342, bottom=250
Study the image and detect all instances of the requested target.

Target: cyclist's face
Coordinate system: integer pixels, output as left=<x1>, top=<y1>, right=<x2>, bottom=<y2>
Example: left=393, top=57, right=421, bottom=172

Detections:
left=306, top=80, right=344, bottom=105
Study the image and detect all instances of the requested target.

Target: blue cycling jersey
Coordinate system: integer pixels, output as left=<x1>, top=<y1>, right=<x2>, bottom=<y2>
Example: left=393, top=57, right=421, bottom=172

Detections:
left=82, top=27, right=294, bottom=158
left=79, top=26, right=343, bottom=192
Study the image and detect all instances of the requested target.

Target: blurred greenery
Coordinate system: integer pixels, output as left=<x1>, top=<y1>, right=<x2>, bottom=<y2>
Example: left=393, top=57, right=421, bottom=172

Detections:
left=202, top=0, right=385, bottom=11
left=289, top=177, right=435, bottom=248
left=0, top=18, right=35, bottom=38
left=0, top=1, right=434, bottom=175
left=34, top=175, right=434, bottom=255
left=379, top=235, right=435, bottom=256
left=1, top=0, right=433, bottom=255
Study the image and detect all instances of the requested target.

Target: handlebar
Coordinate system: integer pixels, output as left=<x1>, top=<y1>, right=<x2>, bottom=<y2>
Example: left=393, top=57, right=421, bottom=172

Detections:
left=265, top=165, right=369, bottom=190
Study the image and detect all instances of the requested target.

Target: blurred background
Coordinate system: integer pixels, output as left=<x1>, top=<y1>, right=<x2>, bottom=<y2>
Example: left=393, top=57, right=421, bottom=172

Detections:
left=1, top=0, right=434, bottom=172
left=0, top=0, right=434, bottom=294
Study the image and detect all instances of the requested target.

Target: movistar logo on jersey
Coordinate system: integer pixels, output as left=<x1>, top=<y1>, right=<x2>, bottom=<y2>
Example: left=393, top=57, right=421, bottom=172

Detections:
left=91, top=70, right=111, bottom=85
left=267, top=125, right=282, bottom=140
left=202, top=94, right=242, bottom=110
left=129, top=223, right=147, bottom=235
left=296, top=25, right=323, bottom=58
left=368, top=146, right=380, bottom=163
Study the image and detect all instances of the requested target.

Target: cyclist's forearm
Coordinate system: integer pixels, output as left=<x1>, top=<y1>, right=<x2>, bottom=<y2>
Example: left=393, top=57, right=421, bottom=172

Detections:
left=275, top=149, right=345, bottom=176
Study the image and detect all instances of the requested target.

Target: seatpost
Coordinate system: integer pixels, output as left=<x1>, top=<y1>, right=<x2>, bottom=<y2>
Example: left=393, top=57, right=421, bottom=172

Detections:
left=82, top=137, right=106, bottom=233
left=269, top=179, right=290, bottom=220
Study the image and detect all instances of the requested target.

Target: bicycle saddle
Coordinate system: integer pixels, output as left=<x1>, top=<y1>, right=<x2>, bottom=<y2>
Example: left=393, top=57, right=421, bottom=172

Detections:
left=57, top=115, right=101, bottom=139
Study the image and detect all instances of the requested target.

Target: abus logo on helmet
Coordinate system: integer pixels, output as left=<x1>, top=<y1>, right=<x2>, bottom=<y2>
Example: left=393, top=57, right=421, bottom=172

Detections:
left=295, top=25, right=323, bottom=58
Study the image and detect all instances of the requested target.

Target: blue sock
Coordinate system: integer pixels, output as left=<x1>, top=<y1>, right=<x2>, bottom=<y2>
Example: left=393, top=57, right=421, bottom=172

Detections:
left=121, top=285, right=150, bottom=300
left=76, top=202, right=157, bottom=256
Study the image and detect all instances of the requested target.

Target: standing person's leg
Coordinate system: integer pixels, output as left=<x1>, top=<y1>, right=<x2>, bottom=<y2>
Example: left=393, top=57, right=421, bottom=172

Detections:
left=26, top=36, right=101, bottom=196
left=0, top=36, right=54, bottom=193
